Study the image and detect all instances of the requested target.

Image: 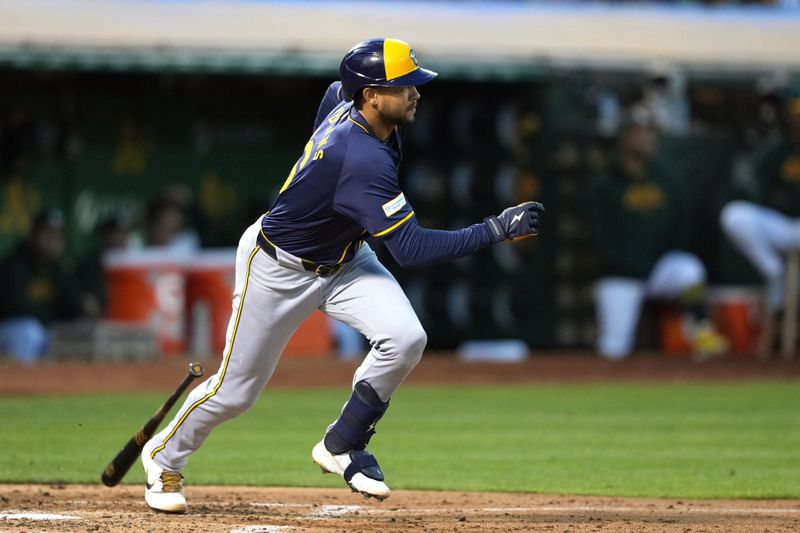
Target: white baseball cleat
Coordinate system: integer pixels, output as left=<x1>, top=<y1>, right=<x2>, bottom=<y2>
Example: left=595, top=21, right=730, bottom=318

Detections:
left=312, top=440, right=391, bottom=500
left=141, top=440, right=187, bottom=513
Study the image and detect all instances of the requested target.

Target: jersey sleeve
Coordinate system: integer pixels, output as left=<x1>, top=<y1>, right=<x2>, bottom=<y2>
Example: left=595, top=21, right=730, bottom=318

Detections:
left=382, top=218, right=494, bottom=268
left=313, top=82, right=345, bottom=132
left=333, top=145, right=415, bottom=238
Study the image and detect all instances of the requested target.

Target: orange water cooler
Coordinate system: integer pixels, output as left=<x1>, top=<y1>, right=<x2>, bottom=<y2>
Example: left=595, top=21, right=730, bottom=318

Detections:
left=104, top=250, right=187, bottom=355
left=184, top=249, right=333, bottom=358
left=185, top=250, right=236, bottom=358
left=710, top=288, right=763, bottom=356
left=659, top=288, right=762, bottom=357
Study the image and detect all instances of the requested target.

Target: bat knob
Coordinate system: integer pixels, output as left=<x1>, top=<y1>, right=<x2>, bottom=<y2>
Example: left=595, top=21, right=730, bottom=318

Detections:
left=189, top=362, right=205, bottom=377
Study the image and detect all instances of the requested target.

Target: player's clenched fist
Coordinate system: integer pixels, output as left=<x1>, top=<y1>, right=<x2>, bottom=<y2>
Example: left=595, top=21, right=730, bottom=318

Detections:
left=484, top=201, right=545, bottom=243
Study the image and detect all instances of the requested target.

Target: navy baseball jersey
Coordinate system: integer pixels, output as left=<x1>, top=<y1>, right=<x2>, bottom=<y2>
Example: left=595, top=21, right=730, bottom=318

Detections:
left=263, top=82, right=493, bottom=268
left=141, top=40, right=543, bottom=514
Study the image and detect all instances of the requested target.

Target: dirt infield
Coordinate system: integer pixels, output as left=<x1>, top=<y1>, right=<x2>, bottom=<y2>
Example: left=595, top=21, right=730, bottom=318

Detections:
left=2, top=353, right=799, bottom=532
left=1, top=484, right=799, bottom=532
left=2, top=351, right=800, bottom=395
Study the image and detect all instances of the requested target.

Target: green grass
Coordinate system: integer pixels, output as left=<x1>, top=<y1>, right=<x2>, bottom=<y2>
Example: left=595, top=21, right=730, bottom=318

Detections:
left=1, top=381, right=798, bottom=498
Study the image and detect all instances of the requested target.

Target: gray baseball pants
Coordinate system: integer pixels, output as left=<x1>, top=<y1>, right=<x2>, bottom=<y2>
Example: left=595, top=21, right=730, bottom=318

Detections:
left=149, top=216, right=426, bottom=471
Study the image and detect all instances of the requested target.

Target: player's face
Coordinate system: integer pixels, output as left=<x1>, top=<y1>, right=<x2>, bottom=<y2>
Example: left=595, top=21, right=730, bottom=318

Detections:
left=619, top=125, right=658, bottom=180
left=374, top=86, right=421, bottom=127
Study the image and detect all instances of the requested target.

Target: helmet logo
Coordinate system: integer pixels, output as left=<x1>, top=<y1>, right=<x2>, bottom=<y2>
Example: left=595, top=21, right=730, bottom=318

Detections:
left=409, top=49, right=419, bottom=67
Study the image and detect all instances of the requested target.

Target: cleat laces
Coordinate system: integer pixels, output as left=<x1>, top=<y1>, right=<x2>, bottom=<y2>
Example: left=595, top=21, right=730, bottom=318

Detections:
left=160, top=471, right=184, bottom=493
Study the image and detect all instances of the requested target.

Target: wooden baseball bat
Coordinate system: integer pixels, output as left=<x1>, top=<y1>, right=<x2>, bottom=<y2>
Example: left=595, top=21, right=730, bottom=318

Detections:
left=101, top=362, right=205, bottom=487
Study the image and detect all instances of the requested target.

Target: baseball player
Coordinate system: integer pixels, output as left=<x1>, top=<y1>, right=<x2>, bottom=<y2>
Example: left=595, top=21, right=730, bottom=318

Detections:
left=720, top=90, right=800, bottom=312
left=587, top=120, right=726, bottom=359
left=140, top=38, right=544, bottom=513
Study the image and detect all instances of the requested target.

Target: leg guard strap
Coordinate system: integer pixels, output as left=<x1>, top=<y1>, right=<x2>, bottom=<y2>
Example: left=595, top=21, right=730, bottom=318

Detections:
left=325, top=381, right=389, bottom=454
left=344, top=450, right=384, bottom=482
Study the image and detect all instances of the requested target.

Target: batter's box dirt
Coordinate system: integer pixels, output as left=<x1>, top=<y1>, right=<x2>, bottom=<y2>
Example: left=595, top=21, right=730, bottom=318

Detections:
left=1, top=484, right=798, bottom=532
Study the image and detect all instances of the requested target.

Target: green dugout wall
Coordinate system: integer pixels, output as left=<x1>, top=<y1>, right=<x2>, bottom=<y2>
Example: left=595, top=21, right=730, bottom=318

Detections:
left=0, top=69, right=759, bottom=350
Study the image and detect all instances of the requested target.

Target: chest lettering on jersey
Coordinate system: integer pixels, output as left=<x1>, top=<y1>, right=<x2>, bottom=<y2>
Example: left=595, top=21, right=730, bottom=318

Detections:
left=279, top=107, right=349, bottom=193
left=622, top=182, right=665, bottom=212
left=328, top=107, right=347, bottom=125
left=382, top=192, right=407, bottom=217
left=314, top=126, right=335, bottom=161
left=780, top=155, right=800, bottom=183
left=279, top=139, right=314, bottom=193
left=28, top=277, right=54, bottom=302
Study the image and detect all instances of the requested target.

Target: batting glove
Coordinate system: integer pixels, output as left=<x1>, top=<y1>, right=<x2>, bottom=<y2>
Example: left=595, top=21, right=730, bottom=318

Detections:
left=484, top=201, right=545, bottom=243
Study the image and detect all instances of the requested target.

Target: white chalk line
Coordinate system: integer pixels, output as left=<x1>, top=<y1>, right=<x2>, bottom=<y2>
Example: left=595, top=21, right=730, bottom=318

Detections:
left=480, top=506, right=800, bottom=515
left=0, top=512, right=81, bottom=521
left=250, top=502, right=311, bottom=508
left=366, top=505, right=800, bottom=516
left=229, top=526, right=294, bottom=533
left=307, top=504, right=363, bottom=518
left=232, top=503, right=364, bottom=531
left=248, top=504, right=800, bottom=518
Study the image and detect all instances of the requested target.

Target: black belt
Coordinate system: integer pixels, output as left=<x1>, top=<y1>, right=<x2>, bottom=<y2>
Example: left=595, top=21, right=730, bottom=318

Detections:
left=257, top=230, right=343, bottom=277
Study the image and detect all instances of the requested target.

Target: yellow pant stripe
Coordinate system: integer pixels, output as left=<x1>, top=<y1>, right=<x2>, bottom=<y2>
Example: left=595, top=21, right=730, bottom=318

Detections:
left=150, top=245, right=261, bottom=460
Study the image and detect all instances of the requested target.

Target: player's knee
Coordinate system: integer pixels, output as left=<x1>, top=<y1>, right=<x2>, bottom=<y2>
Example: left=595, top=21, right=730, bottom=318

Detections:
left=396, top=323, right=427, bottom=368
left=679, top=255, right=706, bottom=288
left=720, top=201, right=755, bottom=236
left=373, top=320, right=426, bottom=364
left=404, top=323, right=427, bottom=353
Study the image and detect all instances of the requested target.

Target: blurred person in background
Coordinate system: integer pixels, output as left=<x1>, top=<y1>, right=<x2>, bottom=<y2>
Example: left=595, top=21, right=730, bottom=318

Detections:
left=131, top=194, right=200, bottom=253
left=632, top=63, right=690, bottom=137
left=0, top=109, right=41, bottom=246
left=720, top=89, right=800, bottom=317
left=0, top=209, right=86, bottom=363
left=586, top=119, right=727, bottom=360
left=75, top=214, right=130, bottom=317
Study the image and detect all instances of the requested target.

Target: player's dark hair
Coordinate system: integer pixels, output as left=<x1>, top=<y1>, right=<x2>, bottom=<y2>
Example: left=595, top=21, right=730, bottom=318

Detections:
left=31, top=209, right=65, bottom=235
left=353, top=88, right=366, bottom=110
left=146, top=197, right=181, bottom=221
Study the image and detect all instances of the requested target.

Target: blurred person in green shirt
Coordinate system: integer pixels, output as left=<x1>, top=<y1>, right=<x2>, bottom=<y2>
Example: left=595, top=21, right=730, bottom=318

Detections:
left=720, top=90, right=800, bottom=313
left=75, top=215, right=130, bottom=318
left=0, top=209, right=85, bottom=363
left=587, top=120, right=726, bottom=360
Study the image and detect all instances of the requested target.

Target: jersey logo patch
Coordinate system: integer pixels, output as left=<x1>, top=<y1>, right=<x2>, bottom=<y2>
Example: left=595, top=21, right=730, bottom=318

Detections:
left=382, top=193, right=407, bottom=217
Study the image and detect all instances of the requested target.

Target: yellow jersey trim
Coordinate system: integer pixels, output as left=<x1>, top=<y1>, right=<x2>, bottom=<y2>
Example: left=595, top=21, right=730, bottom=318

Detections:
left=262, top=228, right=352, bottom=267
left=348, top=117, right=370, bottom=134
left=383, top=39, right=417, bottom=81
left=336, top=241, right=354, bottom=264
left=262, top=229, right=313, bottom=264
left=260, top=229, right=278, bottom=250
left=150, top=245, right=260, bottom=460
left=374, top=211, right=414, bottom=237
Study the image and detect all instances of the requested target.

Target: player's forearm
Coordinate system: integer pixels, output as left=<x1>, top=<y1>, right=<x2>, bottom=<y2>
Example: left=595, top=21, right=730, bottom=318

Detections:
left=382, top=219, right=494, bottom=268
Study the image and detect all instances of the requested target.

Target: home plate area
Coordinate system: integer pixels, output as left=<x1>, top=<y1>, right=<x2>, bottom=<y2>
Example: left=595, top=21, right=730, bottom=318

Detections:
left=1, top=485, right=799, bottom=532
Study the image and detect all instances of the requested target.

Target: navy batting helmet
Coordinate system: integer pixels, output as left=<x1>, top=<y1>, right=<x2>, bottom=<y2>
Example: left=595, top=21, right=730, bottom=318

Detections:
left=339, top=38, right=438, bottom=102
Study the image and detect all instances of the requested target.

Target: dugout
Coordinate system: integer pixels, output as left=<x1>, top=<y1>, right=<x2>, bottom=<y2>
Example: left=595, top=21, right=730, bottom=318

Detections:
left=0, top=0, right=797, bottom=354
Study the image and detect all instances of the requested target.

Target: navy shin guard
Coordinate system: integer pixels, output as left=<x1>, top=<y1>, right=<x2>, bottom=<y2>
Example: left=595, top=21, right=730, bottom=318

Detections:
left=325, top=381, right=389, bottom=454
